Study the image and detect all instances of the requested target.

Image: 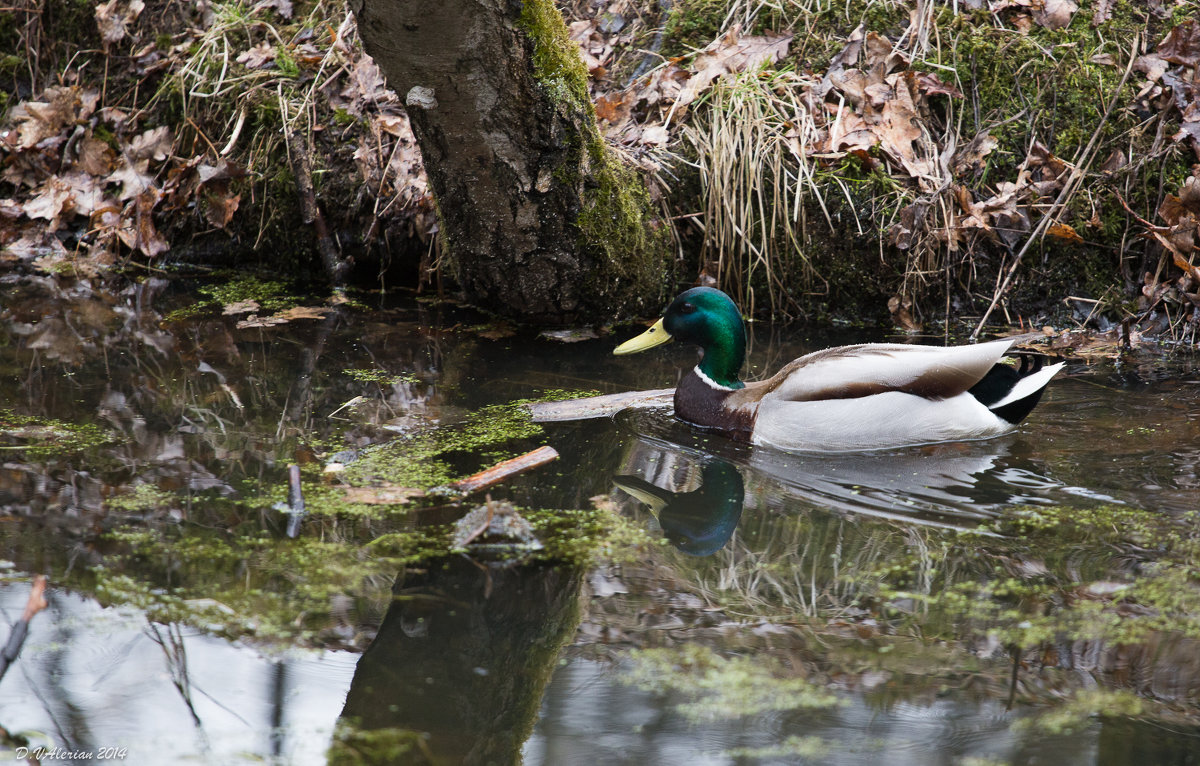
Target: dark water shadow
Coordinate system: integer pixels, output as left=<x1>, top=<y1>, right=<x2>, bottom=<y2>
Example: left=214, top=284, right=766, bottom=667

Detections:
left=335, top=557, right=584, bottom=765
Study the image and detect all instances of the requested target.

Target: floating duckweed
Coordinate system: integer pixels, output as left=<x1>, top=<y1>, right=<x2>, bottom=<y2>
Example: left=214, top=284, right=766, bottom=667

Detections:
left=99, top=529, right=407, bottom=643
left=0, top=408, right=115, bottom=458
left=342, top=368, right=420, bottom=385
left=1015, top=688, right=1145, bottom=736
left=869, top=504, right=1200, bottom=650
left=165, top=275, right=299, bottom=320
left=724, top=736, right=827, bottom=760
left=337, top=399, right=558, bottom=491
left=322, top=388, right=601, bottom=509
left=199, top=275, right=292, bottom=307
left=327, top=721, right=430, bottom=766
left=525, top=505, right=658, bottom=566
left=105, top=483, right=178, bottom=514
left=623, top=644, right=842, bottom=722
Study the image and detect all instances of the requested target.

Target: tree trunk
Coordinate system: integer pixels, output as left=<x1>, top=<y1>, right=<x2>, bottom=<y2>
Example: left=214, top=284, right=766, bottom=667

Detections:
left=349, top=0, right=669, bottom=324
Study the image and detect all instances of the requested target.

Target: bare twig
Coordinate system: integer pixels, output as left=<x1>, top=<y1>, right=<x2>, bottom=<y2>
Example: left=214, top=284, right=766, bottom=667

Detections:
left=447, top=446, right=560, bottom=495
left=286, top=128, right=350, bottom=288
left=285, top=463, right=306, bottom=538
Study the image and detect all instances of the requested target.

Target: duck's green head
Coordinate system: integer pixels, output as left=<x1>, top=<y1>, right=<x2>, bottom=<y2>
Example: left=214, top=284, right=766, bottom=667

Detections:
left=613, top=287, right=746, bottom=389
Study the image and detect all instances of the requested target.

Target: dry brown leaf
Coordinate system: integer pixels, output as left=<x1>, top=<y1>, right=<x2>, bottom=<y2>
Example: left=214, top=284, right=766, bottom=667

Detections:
left=1028, top=141, right=1068, bottom=187
left=915, top=71, right=963, bottom=98
left=816, top=24, right=865, bottom=99
left=975, top=182, right=1032, bottom=248
left=128, top=126, right=172, bottom=162
left=108, top=158, right=155, bottom=201
left=374, top=114, right=408, bottom=137
left=1157, top=179, right=1200, bottom=225
left=254, top=0, right=293, bottom=18
left=94, top=0, right=145, bottom=48
left=888, top=200, right=931, bottom=251
left=675, top=27, right=793, bottom=110
left=1035, top=0, right=1078, bottom=31
left=568, top=19, right=612, bottom=76
left=196, top=159, right=246, bottom=186
left=193, top=159, right=246, bottom=228
left=75, top=135, right=116, bottom=175
left=63, top=171, right=108, bottom=217
left=2, top=233, right=69, bottom=261
left=236, top=314, right=290, bottom=329
left=888, top=294, right=921, bottom=331
left=1133, top=54, right=1169, bottom=82
left=236, top=42, right=277, bottom=69
left=274, top=306, right=331, bottom=321
left=1172, top=251, right=1200, bottom=283
left=1099, top=149, right=1127, bottom=175
left=639, top=124, right=670, bottom=146
left=222, top=300, right=261, bottom=315
left=872, top=71, right=936, bottom=183
left=292, top=43, right=322, bottom=67
left=824, top=105, right=875, bottom=154
left=117, top=188, right=168, bottom=257
left=23, top=178, right=74, bottom=228
left=594, top=91, right=634, bottom=130
left=342, top=485, right=425, bottom=505
left=638, top=62, right=689, bottom=110
left=13, top=87, right=81, bottom=148
left=1157, top=20, right=1200, bottom=69
left=337, top=56, right=392, bottom=114
left=1046, top=221, right=1085, bottom=244
left=1091, top=0, right=1115, bottom=26
left=952, top=132, right=998, bottom=176
left=205, top=190, right=240, bottom=228
left=1175, top=119, right=1200, bottom=158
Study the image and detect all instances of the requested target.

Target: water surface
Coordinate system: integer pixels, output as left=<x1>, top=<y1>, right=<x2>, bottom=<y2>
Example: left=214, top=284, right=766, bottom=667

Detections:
left=1, top=276, right=1198, bottom=764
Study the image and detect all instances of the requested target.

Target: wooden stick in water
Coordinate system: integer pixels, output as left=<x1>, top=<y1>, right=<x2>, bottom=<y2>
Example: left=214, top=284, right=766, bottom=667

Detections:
left=524, top=389, right=674, bottom=422
left=448, top=446, right=560, bottom=494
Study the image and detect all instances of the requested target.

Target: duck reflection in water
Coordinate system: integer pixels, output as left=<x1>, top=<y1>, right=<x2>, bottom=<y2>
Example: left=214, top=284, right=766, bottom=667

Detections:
left=614, top=459, right=745, bottom=556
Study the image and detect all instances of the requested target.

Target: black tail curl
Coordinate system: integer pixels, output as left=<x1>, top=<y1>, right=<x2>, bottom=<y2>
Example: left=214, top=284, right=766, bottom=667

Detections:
left=967, top=352, right=1056, bottom=425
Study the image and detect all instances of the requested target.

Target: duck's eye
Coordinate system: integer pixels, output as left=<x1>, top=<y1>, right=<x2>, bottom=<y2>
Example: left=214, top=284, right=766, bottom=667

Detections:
left=679, top=302, right=697, bottom=314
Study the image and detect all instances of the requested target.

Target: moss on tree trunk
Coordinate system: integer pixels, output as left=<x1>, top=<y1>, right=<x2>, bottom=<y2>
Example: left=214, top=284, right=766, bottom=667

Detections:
left=350, top=0, right=671, bottom=324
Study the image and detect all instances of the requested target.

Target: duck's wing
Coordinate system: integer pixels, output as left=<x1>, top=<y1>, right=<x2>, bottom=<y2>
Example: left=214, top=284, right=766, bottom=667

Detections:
left=736, top=339, right=1015, bottom=404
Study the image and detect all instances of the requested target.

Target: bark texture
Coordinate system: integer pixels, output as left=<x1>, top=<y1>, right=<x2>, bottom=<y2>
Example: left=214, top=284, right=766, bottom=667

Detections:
left=350, top=0, right=667, bottom=323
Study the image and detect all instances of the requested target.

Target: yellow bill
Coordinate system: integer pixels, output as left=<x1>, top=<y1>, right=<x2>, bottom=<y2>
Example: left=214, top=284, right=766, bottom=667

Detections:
left=613, top=318, right=672, bottom=355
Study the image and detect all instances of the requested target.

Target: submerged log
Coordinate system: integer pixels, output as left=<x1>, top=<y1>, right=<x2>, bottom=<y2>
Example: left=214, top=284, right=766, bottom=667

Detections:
left=524, top=389, right=674, bottom=422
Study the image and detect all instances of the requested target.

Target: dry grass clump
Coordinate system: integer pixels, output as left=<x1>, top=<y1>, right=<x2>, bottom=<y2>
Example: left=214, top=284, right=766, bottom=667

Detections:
left=0, top=0, right=435, bottom=281
left=571, top=0, right=1200, bottom=339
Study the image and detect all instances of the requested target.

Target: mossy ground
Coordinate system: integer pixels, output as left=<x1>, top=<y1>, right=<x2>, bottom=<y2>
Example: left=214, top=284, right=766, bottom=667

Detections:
left=654, top=0, right=1192, bottom=325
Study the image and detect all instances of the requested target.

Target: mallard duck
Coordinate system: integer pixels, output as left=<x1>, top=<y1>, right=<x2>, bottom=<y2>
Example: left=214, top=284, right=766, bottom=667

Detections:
left=613, top=287, right=1064, bottom=452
